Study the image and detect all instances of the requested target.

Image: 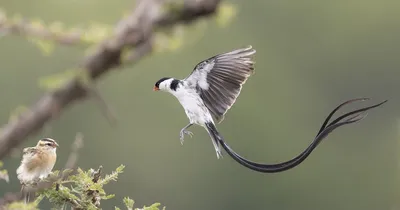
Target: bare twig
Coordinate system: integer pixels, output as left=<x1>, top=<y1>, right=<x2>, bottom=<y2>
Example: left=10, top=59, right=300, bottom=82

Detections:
left=86, top=84, right=118, bottom=126
left=64, top=133, right=84, bottom=171
left=0, top=0, right=222, bottom=159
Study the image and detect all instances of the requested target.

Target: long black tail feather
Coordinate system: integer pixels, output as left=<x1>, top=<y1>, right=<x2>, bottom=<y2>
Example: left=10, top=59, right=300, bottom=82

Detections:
left=206, top=98, right=387, bottom=173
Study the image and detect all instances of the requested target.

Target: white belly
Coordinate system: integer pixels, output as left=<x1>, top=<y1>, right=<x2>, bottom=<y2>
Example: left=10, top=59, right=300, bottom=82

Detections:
left=172, top=89, right=213, bottom=125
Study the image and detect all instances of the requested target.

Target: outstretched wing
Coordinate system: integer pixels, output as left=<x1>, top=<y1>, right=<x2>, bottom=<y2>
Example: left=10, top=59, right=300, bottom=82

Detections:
left=184, top=46, right=256, bottom=123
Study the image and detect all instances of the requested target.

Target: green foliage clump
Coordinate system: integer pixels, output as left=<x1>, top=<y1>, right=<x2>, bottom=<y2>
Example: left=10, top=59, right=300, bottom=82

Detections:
left=3, top=165, right=164, bottom=210
left=114, top=197, right=164, bottom=210
left=40, top=165, right=123, bottom=209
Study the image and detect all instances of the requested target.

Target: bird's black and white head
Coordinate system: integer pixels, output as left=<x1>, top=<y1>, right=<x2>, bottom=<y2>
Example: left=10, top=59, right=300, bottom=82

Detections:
left=153, top=77, right=181, bottom=93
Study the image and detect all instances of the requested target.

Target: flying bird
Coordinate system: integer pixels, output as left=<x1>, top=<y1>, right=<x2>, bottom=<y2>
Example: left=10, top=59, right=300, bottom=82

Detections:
left=153, top=46, right=387, bottom=173
left=154, top=46, right=256, bottom=158
left=17, top=138, right=59, bottom=202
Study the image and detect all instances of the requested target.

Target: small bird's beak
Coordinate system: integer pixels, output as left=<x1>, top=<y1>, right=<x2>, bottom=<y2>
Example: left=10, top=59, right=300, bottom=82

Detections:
left=153, top=86, right=159, bottom=91
left=54, top=142, right=59, bottom=147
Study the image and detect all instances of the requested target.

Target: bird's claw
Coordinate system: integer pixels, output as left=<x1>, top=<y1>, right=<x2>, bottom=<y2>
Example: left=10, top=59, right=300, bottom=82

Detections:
left=179, top=130, right=194, bottom=145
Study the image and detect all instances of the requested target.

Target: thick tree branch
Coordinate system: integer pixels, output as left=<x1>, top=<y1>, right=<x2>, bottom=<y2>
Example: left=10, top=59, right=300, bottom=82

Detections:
left=0, top=0, right=221, bottom=159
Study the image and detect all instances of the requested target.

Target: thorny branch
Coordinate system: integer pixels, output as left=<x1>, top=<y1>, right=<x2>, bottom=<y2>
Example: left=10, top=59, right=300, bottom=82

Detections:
left=0, top=0, right=222, bottom=159
left=87, top=166, right=103, bottom=209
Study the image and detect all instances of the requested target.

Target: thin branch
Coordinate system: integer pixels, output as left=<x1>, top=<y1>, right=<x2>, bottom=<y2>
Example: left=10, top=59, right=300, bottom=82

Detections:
left=86, top=84, right=118, bottom=126
left=0, top=16, right=86, bottom=46
left=63, top=132, right=84, bottom=171
left=0, top=0, right=222, bottom=159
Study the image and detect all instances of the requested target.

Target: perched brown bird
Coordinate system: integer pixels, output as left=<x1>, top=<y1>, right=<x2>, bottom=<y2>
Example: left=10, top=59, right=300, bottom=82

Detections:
left=16, top=138, right=59, bottom=202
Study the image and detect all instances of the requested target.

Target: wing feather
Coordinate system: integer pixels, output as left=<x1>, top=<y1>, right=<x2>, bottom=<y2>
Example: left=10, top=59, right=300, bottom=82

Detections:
left=21, top=147, right=37, bottom=159
left=184, top=46, right=256, bottom=123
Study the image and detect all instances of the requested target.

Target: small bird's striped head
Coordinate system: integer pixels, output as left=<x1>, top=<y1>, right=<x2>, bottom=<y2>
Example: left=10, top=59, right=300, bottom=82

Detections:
left=154, top=77, right=179, bottom=92
left=36, top=138, right=59, bottom=150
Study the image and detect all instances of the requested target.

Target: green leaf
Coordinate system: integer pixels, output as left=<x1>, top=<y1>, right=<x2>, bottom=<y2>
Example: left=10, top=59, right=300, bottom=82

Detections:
left=75, top=69, right=91, bottom=86
left=34, top=164, right=162, bottom=209
left=48, top=21, right=65, bottom=36
left=99, top=164, right=125, bottom=185
left=123, top=197, right=134, bottom=209
left=27, top=37, right=55, bottom=56
left=215, top=2, right=237, bottom=27
left=167, top=26, right=184, bottom=52
left=62, top=168, right=74, bottom=176
left=102, top=194, right=115, bottom=200
left=30, top=18, right=46, bottom=30
left=33, top=194, right=45, bottom=206
left=136, top=203, right=162, bottom=210
left=154, top=26, right=184, bottom=53
left=120, top=46, right=133, bottom=63
left=0, top=169, right=9, bottom=183
left=38, top=69, right=81, bottom=90
left=50, top=170, right=60, bottom=178
left=81, top=22, right=112, bottom=44
left=116, top=164, right=125, bottom=173
left=6, top=201, right=39, bottom=210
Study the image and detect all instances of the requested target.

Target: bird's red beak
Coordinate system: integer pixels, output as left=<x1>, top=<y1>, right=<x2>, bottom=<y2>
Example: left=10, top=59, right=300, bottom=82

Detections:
left=153, top=86, right=159, bottom=91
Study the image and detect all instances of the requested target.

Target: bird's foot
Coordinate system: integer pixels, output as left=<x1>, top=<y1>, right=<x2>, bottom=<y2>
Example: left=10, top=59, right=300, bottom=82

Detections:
left=179, top=129, right=194, bottom=145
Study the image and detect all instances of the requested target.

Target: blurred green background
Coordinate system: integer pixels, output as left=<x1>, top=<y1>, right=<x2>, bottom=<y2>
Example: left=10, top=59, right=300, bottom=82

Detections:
left=0, top=0, right=399, bottom=209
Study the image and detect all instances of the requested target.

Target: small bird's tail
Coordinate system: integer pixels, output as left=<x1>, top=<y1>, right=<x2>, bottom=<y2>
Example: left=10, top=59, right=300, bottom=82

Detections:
left=205, top=122, right=223, bottom=159
left=20, top=184, right=30, bottom=204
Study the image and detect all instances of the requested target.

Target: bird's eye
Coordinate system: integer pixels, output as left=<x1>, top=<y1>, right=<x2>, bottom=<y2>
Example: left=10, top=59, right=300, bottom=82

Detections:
left=46, top=143, right=52, bottom=146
